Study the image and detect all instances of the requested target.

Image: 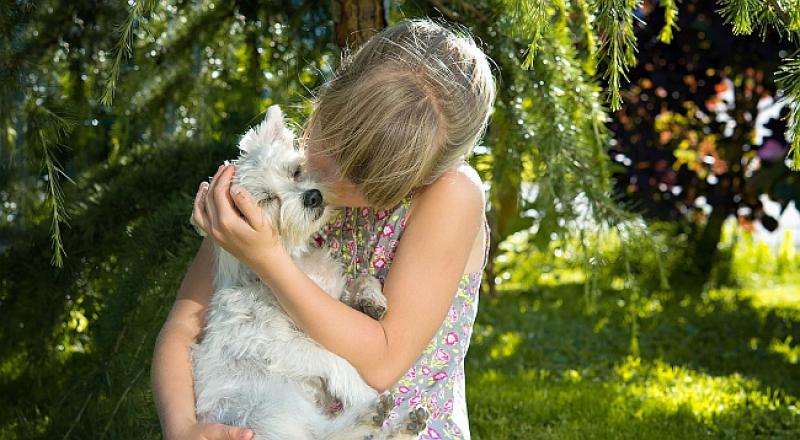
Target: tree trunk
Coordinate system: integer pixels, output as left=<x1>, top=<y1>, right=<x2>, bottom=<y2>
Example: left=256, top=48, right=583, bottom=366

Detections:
left=485, top=233, right=499, bottom=297
left=331, top=0, right=387, bottom=49
left=695, top=206, right=730, bottom=281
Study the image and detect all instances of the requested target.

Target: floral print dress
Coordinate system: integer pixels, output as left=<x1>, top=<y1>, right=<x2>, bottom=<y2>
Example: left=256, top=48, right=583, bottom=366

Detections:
left=311, top=189, right=490, bottom=440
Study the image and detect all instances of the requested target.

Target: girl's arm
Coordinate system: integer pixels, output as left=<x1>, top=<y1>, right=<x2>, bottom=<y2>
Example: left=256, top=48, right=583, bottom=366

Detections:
left=151, top=236, right=254, bottom=440
left=254, top=167, right=485, bottom=393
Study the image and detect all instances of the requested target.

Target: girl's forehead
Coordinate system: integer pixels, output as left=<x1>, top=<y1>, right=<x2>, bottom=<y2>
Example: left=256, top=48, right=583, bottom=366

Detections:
left=305, top=143, right=336, bottom=179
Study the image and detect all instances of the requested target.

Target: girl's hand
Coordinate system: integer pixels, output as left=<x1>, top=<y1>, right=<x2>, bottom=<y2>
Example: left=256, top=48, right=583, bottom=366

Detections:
left=170, top=422, right=254, bottom=440
left=193, top=163, right=283, bottom=268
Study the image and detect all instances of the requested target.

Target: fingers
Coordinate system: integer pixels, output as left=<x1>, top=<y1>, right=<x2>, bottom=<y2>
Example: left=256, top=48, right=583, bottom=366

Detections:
left=230, top=185, right=261, bottom=229
left=205, top=164, right=227, bottom=230
left=212, top=164, right=237, bottom=230
left=192, top=180, right=210, bottom=234
left=205, top=423, right=254, bottom=440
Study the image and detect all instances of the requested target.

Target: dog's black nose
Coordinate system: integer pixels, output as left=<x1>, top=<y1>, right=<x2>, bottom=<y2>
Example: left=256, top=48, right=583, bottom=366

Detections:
left=303, top=189, right=323, bottom=209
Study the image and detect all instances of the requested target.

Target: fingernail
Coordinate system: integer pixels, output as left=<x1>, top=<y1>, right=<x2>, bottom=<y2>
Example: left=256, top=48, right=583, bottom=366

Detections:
left=240, top=429, right=252, bottom=439
left=230, top=184, right=241, bottom=195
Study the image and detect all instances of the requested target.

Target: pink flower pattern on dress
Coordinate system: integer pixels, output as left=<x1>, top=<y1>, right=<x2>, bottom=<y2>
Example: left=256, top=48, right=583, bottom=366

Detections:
left=310, top=190, right=489, bottom=439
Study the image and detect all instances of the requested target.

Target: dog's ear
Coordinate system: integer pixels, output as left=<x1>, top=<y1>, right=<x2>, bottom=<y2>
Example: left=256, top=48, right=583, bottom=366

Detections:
left=238, top=104, right=295, bottom=154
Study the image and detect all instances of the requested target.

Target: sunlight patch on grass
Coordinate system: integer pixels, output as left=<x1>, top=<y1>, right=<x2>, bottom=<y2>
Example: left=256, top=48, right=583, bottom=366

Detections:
left=705, top=284, right=800, bottom=320
left=743, top=285, right=800, bottom=314
left=469, top=356, right=799, bottom=439
left=614, top=355, right=788, bottom=422
left=769, top=336, right=800, bottom=365
left=489, top=331, right=522, bottom=359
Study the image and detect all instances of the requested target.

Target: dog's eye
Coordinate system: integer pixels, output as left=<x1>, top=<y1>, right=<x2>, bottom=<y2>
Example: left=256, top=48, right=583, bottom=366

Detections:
left=260, top=193, right=277, bottom=205
left=293, top=166, right=302, bottom=181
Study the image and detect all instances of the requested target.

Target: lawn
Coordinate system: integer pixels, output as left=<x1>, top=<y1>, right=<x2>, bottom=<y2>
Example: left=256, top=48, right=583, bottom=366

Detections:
left=466, top=281, right=800, bottom=439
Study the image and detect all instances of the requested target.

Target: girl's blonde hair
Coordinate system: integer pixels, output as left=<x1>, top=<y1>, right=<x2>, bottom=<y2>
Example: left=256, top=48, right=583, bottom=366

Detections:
left=300, top=18, right=497, bottom=209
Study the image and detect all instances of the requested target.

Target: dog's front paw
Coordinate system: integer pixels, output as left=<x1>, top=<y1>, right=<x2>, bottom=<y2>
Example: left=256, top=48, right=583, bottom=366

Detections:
left=403, top=406, right=430, bottom=435
left=372, top=392, right=394, bottom=426
left=348, top=274, right=388, bottom=320
left=358, top=297, right=387, bottom=320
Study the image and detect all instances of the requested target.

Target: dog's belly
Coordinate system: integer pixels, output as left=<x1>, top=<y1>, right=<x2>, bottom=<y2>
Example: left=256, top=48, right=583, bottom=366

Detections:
left=190, top=250, right=380, bottom=436
left=191, top=282, right=303, bottom=416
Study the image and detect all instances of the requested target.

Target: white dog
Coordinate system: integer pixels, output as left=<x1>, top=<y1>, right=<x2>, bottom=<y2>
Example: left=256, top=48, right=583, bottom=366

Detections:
left=189, top=105, right=429, bottom=439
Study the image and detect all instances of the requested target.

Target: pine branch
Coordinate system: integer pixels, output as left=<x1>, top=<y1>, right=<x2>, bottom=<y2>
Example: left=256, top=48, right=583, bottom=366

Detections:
left=718, top=0, right=800, bottom=169
left=504, top=0, right=552, bottom=68
left=658, top=0, right=681, bottom=43
left=574, top=0, right=598, bottom=75
left=101, top=0, right=159, bottom=107
left=716, top=0, right=800, bottom=38
left=27, top=103, right=77, bottom=268
left=717, top=0, right=762, bottom=35
left=776, top=57, right=800, bottom=170
left=593, top=0, right=642, bottom=111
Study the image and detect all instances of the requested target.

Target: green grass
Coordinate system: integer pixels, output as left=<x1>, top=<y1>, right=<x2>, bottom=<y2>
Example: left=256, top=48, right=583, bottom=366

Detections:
left=465, top=282, right=800, bottom=439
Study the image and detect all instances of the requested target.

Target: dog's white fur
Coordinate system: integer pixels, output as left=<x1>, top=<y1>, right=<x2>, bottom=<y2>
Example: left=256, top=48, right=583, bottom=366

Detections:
left=189, top=105, right=425, bottom=439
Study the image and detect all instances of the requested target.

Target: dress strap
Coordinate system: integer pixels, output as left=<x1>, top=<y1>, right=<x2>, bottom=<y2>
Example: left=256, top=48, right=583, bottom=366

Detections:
left=480, top=216, right=490, bottom=271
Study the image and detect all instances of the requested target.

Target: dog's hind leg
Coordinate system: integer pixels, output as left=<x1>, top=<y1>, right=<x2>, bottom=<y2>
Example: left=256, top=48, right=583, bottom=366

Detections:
left=240, top=378, right=332, bottom=440
left=267, top=337, right=378, bottom=407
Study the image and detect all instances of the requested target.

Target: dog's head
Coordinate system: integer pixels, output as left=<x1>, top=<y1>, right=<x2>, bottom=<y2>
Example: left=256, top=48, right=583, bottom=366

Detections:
left=232, top=104, right=332, bottom=255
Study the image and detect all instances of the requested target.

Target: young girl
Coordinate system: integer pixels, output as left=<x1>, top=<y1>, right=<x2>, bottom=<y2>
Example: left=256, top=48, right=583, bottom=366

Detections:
left=152, top=18, right=496, bottom=440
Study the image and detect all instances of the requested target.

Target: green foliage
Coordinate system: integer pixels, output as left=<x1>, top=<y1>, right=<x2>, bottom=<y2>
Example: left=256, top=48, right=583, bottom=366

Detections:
left=0, top=137, right=233, bottom=438
left=1, top=0, right=333, bottom=269
left=481, top=0, right=666, bottom=301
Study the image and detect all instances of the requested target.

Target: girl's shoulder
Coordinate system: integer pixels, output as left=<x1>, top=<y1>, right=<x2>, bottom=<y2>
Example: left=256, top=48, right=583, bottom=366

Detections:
left=407, top=161, right=484, bottom=221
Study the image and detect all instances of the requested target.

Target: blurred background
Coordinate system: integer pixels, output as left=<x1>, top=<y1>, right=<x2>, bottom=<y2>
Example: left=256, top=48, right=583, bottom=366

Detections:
left=1, top=0, right=798, bottom=438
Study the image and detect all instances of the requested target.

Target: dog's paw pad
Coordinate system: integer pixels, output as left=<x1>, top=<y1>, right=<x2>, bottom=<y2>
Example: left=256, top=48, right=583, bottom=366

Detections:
left=359, top=298, right=387, bottom=320
left=372, top=393, right=394, bottom=426
left=378, top=393, right=394, bottom=410
left=404, top=407, right=430, bottom=434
